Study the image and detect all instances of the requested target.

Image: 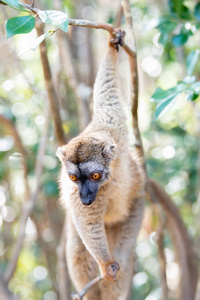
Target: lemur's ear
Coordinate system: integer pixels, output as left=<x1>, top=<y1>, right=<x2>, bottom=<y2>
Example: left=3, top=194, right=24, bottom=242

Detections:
left=102, top=144, right=116, bottom=161
left=56, top=146, right=66, bottom=162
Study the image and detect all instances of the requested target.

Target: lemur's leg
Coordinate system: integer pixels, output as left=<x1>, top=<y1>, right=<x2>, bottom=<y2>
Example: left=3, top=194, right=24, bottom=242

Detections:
left=66, top=213, right=100, bottom=300
left=101, top=197, right=144, bottom=300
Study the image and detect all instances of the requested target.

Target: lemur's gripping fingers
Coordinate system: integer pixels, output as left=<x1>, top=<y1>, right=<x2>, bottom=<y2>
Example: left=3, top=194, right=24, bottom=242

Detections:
left=110, top=29, right=126, bottom=52
left=100, top=260, right=120, bottom=282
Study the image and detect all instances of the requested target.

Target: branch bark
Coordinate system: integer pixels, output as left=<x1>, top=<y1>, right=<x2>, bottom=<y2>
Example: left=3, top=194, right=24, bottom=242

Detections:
left=4, top=105, right=50, bottom=283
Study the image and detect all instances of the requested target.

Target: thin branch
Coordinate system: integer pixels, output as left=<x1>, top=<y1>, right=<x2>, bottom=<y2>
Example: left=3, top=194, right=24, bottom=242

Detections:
left=4, top=105, right=50, bottom=284
left=147, top=184, right=168, bottom=300
left=156, top=219, right=168, bottom=300
left=57, top=217, right=71, bottom=300
left=0, top=114, right=30, bottom=198
left=115, top=1, right=123, bottom=28
left=0, top=274, right=19, bottom=300
left=71, top=276, right=103, bottom=300
left=121, top=0, right=146, bottom=173
left=32, top=214, right=59, bottom=296
left=31, top=0, right=35, bottom=7
left=35, top=19, right=66, bottom=146
left=148, top=179, right=198, bottom=300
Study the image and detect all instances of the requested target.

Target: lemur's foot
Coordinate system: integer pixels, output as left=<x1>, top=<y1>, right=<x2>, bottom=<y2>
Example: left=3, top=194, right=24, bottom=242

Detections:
left=101, top=260, right=120, bottom=282
left=110, top=29, right=126, bottom=51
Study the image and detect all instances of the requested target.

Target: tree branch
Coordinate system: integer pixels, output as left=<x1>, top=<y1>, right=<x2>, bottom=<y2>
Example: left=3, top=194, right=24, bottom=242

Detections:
left=0, top=274, right=19, bottom=300
left=4, top=105, right=50, bottom=283
left=0, top=114, right=30, bottom=198
left=71, top=276, right=103, bottom=300
left=147, top=184, right=168, bottom=300
left=57, top=217, right=71, bottom=300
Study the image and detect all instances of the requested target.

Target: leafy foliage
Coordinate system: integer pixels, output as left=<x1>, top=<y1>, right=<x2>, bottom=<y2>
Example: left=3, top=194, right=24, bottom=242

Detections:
left=151, top=48, right=200, bottom=118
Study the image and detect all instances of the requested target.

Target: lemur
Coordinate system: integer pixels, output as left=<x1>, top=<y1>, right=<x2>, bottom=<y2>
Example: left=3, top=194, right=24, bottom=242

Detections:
left=57, top=29, right=145, bottom=300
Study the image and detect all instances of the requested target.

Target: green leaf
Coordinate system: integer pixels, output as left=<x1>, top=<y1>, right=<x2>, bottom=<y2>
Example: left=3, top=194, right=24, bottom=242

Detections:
left=155, top=95, right=178, bottom=119
left=0, top=0, right=27, bottom=11
left=186, top=92, right=199, bottom=101
left=172, top=27, right=191, bottom=47
left=151, top=87, right=178, bottom=103
left=194, top=3, right=200, bottom=21
left=6, top=15, right=35, bottom=38
left=186, top=50, right=200, bottom=76
left=38, top=10, right=69, bottom=32
left=156, top=17, right=177, bottom=33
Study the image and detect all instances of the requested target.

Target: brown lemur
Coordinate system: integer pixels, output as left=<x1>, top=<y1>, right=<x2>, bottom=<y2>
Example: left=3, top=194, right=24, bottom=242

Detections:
left=56, top=29, right=145, bottom=300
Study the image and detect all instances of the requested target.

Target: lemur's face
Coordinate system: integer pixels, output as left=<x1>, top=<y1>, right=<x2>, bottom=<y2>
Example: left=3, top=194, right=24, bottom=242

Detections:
left=66, top=161, right=108, bottom=206
left=56, top=136, right=116, bottom=206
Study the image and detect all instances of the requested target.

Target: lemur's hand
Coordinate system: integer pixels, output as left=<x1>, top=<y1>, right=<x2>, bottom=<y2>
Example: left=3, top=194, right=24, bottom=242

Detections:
left=100, top=260, right=120, bottom=282
left=110, top=29, right=126, bottom=51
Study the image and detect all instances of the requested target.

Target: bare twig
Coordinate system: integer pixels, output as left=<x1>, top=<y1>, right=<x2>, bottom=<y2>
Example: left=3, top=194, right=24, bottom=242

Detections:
left=0, top=114, right=30, bottom=198
left=57, top=217, right=71, bottom=300
left=4, top=105, right=50, bottom=283
left=71, top=276, right=103, bottom=300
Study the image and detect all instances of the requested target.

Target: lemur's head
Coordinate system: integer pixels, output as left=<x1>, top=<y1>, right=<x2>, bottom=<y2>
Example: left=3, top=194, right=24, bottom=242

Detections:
left=56, top=135, right=116, bottom=206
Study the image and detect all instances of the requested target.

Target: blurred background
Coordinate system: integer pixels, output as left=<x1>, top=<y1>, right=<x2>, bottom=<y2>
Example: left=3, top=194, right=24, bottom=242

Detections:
left=0, top=0, right=200, bottom=299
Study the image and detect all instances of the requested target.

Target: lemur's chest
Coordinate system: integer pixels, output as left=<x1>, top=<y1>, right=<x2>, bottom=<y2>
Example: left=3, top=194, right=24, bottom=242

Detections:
left=103, top=179, right=131, bottom=224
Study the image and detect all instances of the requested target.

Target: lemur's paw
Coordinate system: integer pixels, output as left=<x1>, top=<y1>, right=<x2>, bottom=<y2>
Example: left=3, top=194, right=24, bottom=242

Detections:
left=101, top=260, right=120, bottom=282
left=110, top=29, right=126, bottom=51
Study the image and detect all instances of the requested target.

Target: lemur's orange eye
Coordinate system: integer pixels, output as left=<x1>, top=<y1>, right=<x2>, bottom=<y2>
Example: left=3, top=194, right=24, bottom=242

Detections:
left=69, top=174, right=77, bottom=181
left=92, top=172, right=101, bottom=180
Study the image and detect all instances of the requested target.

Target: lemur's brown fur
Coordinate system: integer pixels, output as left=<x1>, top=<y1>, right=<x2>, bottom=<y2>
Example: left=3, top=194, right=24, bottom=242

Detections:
left=57, top=31, right=145, bottom=300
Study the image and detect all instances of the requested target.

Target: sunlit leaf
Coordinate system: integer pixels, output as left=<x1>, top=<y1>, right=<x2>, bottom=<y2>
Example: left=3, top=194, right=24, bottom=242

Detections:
left=151, top=87, right=178, bottom=103
left=186, top=50, right=200, bottom=76
left=38, top=10, right=69, bottom=32
left=6, top=15, right=35, bottom=38
left=19, top=31, right=54, bottom=56
left=155, top=95, right=178, bottom=119
left=0, top=0, right=27, bottom=11
left=191, top=81, right=200, bottom=93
